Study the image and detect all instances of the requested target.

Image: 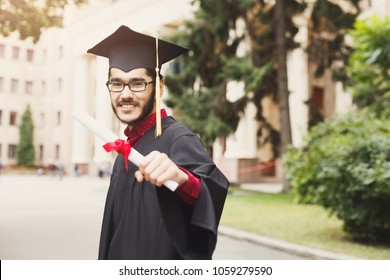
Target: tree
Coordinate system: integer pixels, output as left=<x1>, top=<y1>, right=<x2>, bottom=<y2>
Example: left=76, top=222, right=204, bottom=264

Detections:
left=307, top=0, right=362, bottom=127
left=274, top=0, right=293, bottom=190
left=308, top=0, right=361, bottom=78
left=346, top=16, right=390, bottom=118
left=164, top=0, right=255, bottom=152
left=0, top=0, right=86, bottom=43
left=165, top=0, right=305, bottom=157
left=17, top=105, right=35, bottom=167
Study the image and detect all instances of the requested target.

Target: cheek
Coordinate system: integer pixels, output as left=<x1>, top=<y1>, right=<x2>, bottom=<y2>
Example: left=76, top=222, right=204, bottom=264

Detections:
left=110, top=94, right=119, bottom=105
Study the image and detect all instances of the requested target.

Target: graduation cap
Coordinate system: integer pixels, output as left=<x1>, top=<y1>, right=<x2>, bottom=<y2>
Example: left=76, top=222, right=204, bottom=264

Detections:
left=87, top=25, right=189, bottom=137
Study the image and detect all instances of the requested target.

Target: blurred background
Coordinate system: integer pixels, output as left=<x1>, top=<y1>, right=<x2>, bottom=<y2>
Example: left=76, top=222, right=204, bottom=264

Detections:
left=0, top=0, right=387, bottom=184
left=0, top=0, right=389, bottom=259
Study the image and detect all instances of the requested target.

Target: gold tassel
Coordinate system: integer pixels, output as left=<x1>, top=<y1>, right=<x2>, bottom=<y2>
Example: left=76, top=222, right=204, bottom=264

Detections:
left=155, top=35, right=162, bottom=138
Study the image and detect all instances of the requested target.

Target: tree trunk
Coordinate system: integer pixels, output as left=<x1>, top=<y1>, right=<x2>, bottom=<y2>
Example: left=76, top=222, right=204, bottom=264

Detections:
left=274, top=0, right=293, bottom=191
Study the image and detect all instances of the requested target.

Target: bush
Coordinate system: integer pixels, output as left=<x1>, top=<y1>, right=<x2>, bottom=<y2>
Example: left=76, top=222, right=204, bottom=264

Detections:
left=284, top=110, right=390, bottom=242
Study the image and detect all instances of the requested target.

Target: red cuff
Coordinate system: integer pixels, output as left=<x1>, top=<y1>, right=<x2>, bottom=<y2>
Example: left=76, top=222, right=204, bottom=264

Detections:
left=175, top=167, right=201, bottom=205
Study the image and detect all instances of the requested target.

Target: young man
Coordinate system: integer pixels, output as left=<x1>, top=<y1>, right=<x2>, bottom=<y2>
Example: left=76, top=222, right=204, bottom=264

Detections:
left=87, top=25, right=229, bottom=260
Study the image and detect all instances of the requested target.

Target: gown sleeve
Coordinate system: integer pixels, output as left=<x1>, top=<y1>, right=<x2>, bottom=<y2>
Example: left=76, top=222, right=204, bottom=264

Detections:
left=174, top=167, right=201, bottom=205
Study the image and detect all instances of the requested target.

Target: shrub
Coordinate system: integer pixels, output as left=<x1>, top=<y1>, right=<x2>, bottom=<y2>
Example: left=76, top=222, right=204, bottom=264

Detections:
left=284, top=110, right=390, bottom=242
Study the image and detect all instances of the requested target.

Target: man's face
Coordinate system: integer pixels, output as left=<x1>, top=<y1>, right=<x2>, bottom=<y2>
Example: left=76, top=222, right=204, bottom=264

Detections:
left=108, top=67, right=156, bottom=128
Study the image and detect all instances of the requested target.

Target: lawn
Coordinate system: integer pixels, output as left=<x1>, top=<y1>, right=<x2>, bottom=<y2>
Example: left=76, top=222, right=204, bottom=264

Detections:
left=220, top=188, right=390, bottom=259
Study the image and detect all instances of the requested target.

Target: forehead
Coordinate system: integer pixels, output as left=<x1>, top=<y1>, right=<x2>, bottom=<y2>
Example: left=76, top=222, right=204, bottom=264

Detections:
left=110, top=67, right=151, bottom=79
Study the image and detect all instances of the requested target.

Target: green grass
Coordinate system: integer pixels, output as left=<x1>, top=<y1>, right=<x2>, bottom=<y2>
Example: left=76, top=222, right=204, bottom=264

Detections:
left=220, top=189, right=390, bottom=259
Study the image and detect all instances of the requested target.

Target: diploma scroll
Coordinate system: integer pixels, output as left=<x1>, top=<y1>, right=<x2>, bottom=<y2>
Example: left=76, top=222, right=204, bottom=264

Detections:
left=72, top=111, right=178, bottom=192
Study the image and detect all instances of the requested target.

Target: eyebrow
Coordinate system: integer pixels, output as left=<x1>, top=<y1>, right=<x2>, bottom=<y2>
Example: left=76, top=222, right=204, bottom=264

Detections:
left=109, top=77, right=149, bottom=82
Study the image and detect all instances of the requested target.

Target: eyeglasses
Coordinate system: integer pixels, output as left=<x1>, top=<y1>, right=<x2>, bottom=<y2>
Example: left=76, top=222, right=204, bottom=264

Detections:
left=106, top=80, right=154, bottom=93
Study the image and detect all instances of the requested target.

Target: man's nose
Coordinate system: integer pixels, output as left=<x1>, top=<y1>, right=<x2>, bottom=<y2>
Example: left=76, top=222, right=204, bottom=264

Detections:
left=120, top=86, right=135, bottom=97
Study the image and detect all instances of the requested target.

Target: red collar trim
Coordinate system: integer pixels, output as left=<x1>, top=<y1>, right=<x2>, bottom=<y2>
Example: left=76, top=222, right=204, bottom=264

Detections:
left=124, top=109, right=168, bottom=140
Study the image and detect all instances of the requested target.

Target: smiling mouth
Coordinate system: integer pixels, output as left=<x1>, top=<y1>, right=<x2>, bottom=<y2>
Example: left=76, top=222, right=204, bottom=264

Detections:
left=118, top=100, right=139, bottom=110
left=121, top=104, right=136, bottom=109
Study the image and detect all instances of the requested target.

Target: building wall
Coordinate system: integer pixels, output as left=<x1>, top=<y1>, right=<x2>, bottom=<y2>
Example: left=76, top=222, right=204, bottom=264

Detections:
left=0, top=29, right=69, bottom=168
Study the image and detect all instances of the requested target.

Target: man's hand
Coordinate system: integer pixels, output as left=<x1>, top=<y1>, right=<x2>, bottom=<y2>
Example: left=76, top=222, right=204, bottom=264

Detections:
left=135, top=151, right=189, bottom=187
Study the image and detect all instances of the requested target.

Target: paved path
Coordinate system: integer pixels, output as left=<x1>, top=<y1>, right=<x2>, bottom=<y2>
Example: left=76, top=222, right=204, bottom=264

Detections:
left=0, top=174, right=304, bottom=260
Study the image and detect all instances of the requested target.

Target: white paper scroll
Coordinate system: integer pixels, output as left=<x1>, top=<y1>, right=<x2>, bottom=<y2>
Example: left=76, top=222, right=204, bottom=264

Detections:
left=72, top=111, right=178, bottom=191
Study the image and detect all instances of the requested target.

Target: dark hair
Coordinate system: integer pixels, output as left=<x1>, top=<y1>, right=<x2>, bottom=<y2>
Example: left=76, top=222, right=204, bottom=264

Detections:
left=145, top=68, right=163, bottom=81
left=107, top=68, right=163, bottom=81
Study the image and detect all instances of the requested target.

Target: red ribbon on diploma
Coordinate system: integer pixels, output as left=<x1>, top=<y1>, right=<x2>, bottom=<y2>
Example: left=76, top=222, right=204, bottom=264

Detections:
left=103, top=139, right=132, bottom=171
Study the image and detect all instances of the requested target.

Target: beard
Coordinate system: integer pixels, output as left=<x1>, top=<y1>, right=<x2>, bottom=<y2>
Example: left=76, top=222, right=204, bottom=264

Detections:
left=111, top=91, right=156, bottom=127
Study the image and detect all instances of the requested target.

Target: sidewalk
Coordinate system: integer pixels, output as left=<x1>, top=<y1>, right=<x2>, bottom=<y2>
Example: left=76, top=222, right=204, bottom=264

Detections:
left=218, top=226, right=359, bottom=260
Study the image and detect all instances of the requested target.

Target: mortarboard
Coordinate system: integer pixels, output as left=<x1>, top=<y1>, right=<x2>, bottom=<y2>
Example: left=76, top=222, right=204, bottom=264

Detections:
left=87, top=25, right=189, bottom=136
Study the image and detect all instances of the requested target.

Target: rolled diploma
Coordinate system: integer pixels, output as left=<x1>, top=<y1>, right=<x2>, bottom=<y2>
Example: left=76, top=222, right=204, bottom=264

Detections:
left=72, top=110, right=178, bottom=191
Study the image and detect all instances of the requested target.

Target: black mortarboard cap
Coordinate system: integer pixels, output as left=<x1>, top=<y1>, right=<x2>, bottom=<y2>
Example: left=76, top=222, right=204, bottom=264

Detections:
left=87, top=25, right=188, bottom=72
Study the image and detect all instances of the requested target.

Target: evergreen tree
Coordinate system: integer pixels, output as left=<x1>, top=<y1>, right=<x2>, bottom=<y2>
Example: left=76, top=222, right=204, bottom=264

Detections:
left=17, top=105, right=35, bottom=167
left=165, top=0, right=305, bottom=156
left=309, top=0, right=361, bottom=79
left=164, top=0, right=252, bottom=152
left=307, top=0, right=362, bottom=127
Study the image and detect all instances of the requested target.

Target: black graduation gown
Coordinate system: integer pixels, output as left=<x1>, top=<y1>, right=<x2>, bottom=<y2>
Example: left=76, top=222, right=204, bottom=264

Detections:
left=98, top=116, right=229, bottom=260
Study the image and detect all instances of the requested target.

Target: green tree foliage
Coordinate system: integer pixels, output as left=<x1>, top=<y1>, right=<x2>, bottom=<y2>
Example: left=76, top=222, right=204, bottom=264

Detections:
left=165, top=0, right=253, bottom=150
left=309, top=0, right=361, bottom=78
left=165, top=0, right=305, bottom=155
left=0, top=0, right=86, bottom=43
left=17, top=105, right=35, bottom=167
left=306, top=0, right=362, bottom=128
left=284, top=110, right=390, bottom=242
left=346, top=16, right=390, bottom=118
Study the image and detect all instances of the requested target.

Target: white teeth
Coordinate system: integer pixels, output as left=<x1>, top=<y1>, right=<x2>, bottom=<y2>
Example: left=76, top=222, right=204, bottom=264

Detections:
left=122, top=104, right=135, bottom=109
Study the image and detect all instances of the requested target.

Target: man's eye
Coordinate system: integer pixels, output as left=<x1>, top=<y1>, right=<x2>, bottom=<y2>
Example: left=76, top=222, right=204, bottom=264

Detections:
left=111, top=82, right=123, bottom=87
left=132, top=82, right=144, bottom=87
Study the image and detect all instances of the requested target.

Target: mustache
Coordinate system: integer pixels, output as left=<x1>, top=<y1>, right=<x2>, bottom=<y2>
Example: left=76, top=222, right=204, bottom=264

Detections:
left=117, top=99, right=140, bottom=106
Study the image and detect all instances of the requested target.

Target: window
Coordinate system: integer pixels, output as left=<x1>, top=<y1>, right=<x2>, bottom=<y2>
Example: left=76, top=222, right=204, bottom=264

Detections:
left=39, top=112, right=45, bottom=127
left=41, top=81, right=46, bottom=94
left=58, top=45, right=63, bottom=59
left=308, top=86, right=325, bottom=128
left=312, top=86, right=324, bottom=111
left=9, top=111, right=17, bottom=126
left=0, top=77, right=4, bottom=92
left=11, top=79, right=18, bottom=93
left=12, top=46, right=19, bottom=60
left=170, top=60, right=184, bottom=75
left=56, top=111, right=61, bottom=126
left=39, top=145, right=44, bottom=162
left=25, top=81, right=33, bottom=94
left=55, top=144, right=60, bottom=160
left=57, top=78, right=63, bottom=93
left=0, top=44, right=5, bottom=58
left=8, top=144, right=17, bottom=159
left=26, top=49, right=34, bottom=62
left=42, top=49, right=47, bottom=64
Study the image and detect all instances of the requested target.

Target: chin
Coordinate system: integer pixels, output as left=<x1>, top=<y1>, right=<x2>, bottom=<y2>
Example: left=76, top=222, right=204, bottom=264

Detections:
left=118, top=115, right=138, bottom=126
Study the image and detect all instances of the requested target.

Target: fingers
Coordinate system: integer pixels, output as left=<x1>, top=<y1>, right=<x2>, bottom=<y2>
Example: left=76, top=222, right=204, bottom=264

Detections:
left=137, top=151, right=187, bottom=187
left=135, top=170, right=144, bottom=183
